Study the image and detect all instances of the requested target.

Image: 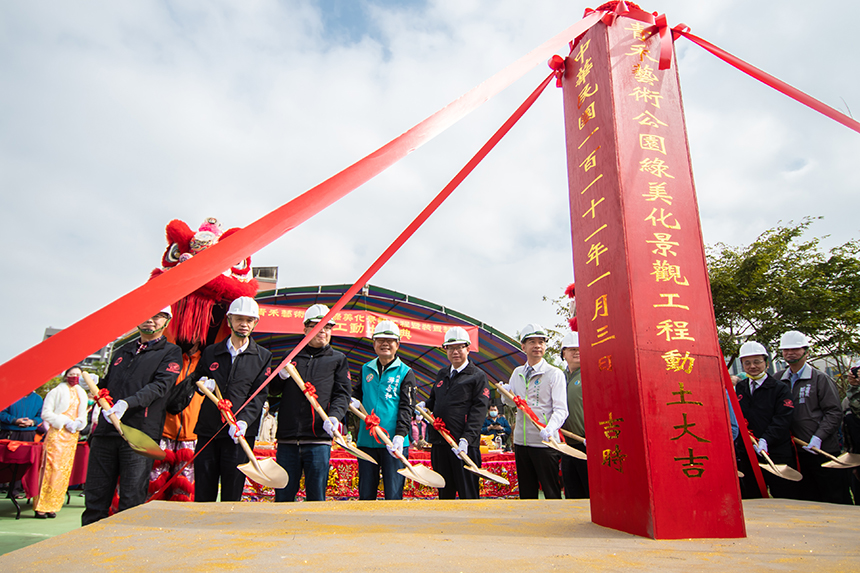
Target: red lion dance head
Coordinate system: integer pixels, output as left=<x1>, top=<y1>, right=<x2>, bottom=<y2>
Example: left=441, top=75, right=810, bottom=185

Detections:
left=150, top=217, right=258, bottom=349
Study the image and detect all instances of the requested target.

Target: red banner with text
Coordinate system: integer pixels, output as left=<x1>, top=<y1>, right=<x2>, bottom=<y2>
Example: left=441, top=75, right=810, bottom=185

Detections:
left=257, top=306, right=480, bottom=350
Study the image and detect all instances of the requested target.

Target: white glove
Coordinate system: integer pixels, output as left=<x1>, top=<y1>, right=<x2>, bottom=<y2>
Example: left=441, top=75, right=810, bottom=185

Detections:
left=278, top=368, right=291, bottom=380
left=451, top=437, right=468, bottom=456
left=497, top=382, right=511, bottom=393
left=323, top=417, right=342, bottom=438
left=75, top=419, right=87, bottom=432
left=416, top=401, right=426, bottom=413
left=754, top=438, right=768, bottom=455
left=64, top=420, right=78, bottom=433
left=803, top=435, right=822, bottom=454
left=350, top=397, right=361, bottom=410
left=199, top=377, right=216, bottom=393
left=387, top=435, right=405, bottom=458
left=540, top=425, right=558, bottom=442
left=228, top=420, right=247, bottom=444
left=102, top=400, right=129, bottom=422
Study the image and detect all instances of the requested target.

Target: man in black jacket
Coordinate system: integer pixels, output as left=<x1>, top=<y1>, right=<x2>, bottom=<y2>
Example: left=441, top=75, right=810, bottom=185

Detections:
left=733, top=341, right=796, bottom=499
left=191, top=297, right=271, bottom=502
left=270, top=304, right=351, bottom=502
left=422, top=326, right=489, bottom=499
left=82, top=308, right=182, bottom=525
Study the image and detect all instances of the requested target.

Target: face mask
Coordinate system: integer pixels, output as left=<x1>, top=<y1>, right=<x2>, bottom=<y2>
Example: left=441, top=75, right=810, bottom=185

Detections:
left=66, top=375, right=80, bottom=386
left=489, top=410, right=498, bottom=417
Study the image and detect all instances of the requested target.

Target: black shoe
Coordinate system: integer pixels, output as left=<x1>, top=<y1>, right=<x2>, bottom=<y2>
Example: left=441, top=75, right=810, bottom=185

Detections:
left=46, top=512, right=56, bottom=518
left=34, top=512, right=47, bottom=519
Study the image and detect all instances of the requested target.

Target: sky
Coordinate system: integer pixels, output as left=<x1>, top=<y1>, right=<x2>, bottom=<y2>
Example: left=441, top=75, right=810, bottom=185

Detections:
left=1, top=0, right=858, bottom=369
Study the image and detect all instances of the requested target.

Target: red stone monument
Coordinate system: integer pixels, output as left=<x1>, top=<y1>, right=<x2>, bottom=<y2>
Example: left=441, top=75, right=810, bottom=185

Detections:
left=561, top=13, right=746, bottom=539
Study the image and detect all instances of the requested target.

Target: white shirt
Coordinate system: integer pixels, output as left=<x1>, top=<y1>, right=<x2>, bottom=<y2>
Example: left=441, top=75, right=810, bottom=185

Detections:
left=227, top=337, right=250, bottom=363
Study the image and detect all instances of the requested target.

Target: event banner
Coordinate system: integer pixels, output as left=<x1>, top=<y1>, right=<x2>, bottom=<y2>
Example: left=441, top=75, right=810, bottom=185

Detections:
left=562, top=19, right=744, bottom=539
left=256, top=306, right=480, bottom=350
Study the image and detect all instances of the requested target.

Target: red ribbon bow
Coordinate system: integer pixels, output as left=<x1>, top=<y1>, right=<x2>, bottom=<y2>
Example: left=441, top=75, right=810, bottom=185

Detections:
left=433, top=417, right=454, bottom=441
left=217, top=399, right=238, bottom=426
left=303, top=382, right=319, bottom=427
left=547, top=55, right=565, bottom=88
left=364, top=410, right=389, bottom=445
left=513, top=395, right=544, bottom=428
left=96, top=388, right=114, bottom=408
left=583, top=1, right=675, bottom=70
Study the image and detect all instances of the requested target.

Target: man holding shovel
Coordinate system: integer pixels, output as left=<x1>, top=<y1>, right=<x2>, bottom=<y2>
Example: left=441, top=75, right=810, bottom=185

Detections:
left=422, top=326, right=489, bottom=500
left=501, top=324, right=568, bottom=499
left=270, top=304, right=352, bottom=502
left=352, top=321, right=416, bottom=500
left=776, top=330, right=848, bottom=503
left=190, top=296, right=271, bottom=502
left=733, top=341, right=797, bottom=498
left=82, top=308, right=182, bottom=525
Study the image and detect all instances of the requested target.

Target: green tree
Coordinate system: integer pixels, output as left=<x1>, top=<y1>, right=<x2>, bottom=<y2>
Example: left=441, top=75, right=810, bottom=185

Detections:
left=541, top=291, right=573, bottom=368
left=707, top=217, right=860, bottom=391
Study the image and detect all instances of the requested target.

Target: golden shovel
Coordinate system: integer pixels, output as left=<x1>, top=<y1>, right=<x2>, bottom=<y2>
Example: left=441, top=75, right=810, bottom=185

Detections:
left=415, top=404, right=509, bottom=486
left=82, top=371, right=166, bottom=460
left=283, top=363, right=377, bottom=465
left=489, top=379, right=587, bottom=461
left=792, top=437, right=860, bottom=469
left=196, top=381, right=288, bottom=489
left=349, top=401, right=446, bottom=489
left=749, top=435, right=802, bottom=481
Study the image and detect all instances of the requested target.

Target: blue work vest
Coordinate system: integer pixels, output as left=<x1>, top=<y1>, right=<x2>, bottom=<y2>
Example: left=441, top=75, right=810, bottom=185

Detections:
left=357, top=357, right=411, bottom=448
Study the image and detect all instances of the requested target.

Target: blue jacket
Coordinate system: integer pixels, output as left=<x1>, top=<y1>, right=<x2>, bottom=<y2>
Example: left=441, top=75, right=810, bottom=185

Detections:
left=355, top=357, right=415, bottom=448
left=0, top=392, right=44, bottom=432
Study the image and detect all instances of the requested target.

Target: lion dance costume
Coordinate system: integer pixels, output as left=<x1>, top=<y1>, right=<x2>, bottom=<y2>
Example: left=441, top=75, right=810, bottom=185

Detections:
left=148, top=218, right=258, bottom=501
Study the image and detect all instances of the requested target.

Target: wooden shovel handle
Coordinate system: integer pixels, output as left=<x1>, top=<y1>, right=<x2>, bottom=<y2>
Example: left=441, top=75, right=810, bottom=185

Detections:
left=792, top=437, right=842, bottom=464
left=348, top=403, right=412, bottom=468
left=748, top=433, right=781, bottom=473
left=81, top=371, right=124, bottom=436
left=488, top=379, right=585, bottom=443
left=414, top=404, right=479, bottom=470
left=196, top=380, right=262, bottom=472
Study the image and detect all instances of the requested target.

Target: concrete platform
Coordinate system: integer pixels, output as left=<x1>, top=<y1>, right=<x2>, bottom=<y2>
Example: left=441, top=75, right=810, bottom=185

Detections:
left=0, top=499, right=857, bottom=572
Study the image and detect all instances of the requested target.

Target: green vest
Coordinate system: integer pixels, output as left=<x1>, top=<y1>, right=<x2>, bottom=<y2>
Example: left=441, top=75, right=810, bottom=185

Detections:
left=357, top=357, right=412, bottom=448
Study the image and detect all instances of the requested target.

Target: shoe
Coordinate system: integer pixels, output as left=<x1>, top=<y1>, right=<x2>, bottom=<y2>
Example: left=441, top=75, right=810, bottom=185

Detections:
left=47, top=512, right=56, bottom=518
left=34, top=512, right=47, bottom=519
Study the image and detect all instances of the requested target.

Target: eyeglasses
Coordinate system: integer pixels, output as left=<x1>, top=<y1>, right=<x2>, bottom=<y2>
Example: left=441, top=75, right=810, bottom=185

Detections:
left=741, top=359, right=766, bottom=366
left=445, top=344, right=467, bottom=352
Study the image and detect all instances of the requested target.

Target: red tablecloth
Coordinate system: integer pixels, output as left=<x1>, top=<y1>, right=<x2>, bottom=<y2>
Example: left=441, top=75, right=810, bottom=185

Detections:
left=245, top=445, right=518, bottom=501
left=0, top=439, right=89, bottom=498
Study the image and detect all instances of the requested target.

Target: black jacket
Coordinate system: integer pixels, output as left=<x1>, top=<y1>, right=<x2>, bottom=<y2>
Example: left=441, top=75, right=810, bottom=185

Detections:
left=94, top=337, right=182, bottom=441
left=426, top=362, right=490, bottom=446
left=734, top=374, right=795, bottom=464
left=269, top=344, right=351, bottom=442
left=189, top=338, right=271, bottom=440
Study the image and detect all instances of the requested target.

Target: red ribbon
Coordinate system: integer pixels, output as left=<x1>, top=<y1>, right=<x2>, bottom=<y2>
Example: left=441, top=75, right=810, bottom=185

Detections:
left=513, top=395, right=544, bottom=428
left=217, top=399, right=238, bottom=426
left=433, top=417, right=454, bottom=442
left=548, top=55, right=565, bottom=88
left=303, top=382, right=319, bottom=427
left=364, top=410, right=389, bottom=445
left=673, top=27, right=860, bottom=135
left=96, top=388, right=114, bottom=408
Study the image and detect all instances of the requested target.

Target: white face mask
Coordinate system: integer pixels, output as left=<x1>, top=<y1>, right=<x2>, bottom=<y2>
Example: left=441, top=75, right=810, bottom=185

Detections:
left=489, top=410, right=498, bottom=417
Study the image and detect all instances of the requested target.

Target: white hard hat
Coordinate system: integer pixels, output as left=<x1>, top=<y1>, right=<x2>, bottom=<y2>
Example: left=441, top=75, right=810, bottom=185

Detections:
left=373, top=321, right=401, bottom=340
left=519, top=323, right=548, bottom=343
left=304, top=303, right=336, bottom=325
left=738, top=341, right=768, bottom=359
left=158, top=306, right=172, bottom=319
left=561, top=332, right=580, bottom=349
left=779, top=330, right=810, bottom=350
left=443, top=326, right=471, bottom=347
left=227, top=297, right=259, bottom=319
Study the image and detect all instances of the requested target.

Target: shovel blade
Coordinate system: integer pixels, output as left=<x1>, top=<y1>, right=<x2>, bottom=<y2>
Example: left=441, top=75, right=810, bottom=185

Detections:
left=336, top=438, right=378, bottom=464
left=401, top=464, right=446, bottom=489
left=119, top=423, right=166, bottom=460
left=464, top=464, right=510, bottom=486
left=238, top=458, right=289, bottom=489
left=758, top=462, right=802, bottom=482
left=822, top=452, right=860, bottom=469
left=542, top=440, right=587, bottom=460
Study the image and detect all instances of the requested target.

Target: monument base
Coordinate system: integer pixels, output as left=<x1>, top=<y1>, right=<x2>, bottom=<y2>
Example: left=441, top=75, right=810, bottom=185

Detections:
left=1, top=499, right=856, bottom=571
